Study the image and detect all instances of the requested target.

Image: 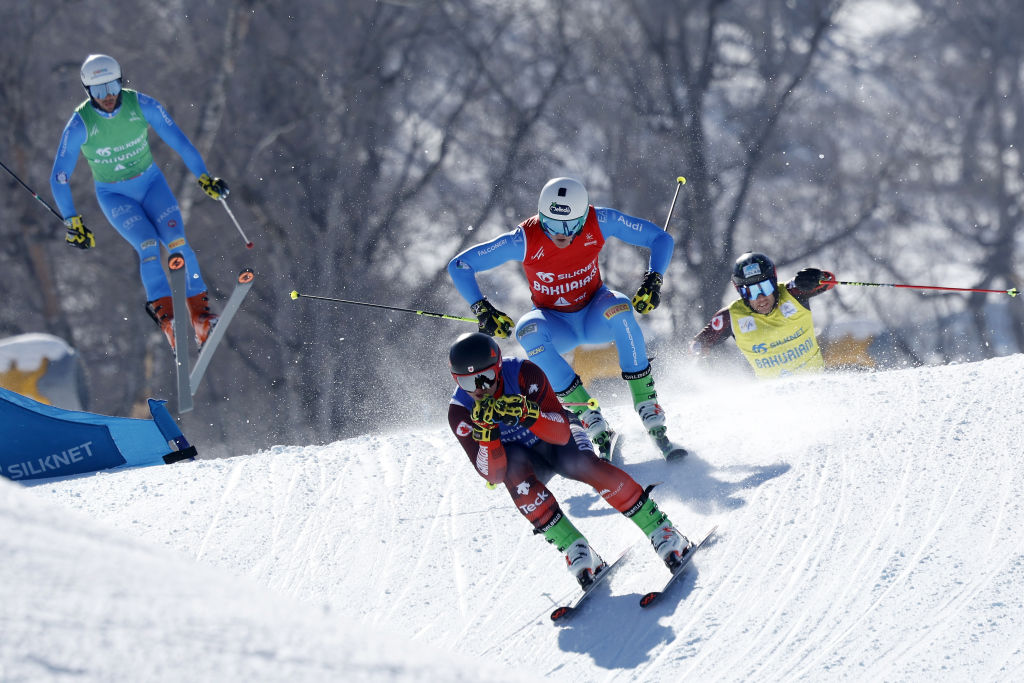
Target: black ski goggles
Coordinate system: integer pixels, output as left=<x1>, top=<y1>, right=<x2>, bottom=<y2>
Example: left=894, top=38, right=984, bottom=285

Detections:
left=452, top=366, right=498, bottom=392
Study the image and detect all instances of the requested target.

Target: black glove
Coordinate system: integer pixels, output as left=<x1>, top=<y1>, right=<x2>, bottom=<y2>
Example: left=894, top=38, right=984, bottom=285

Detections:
left=470, top=298, right=513, bottom=338
left=64, top=215, right=95, bottom=249
left=793, top=268, right=836, bottom=292
left=198, top=173, right=230, bottom=200
left=488, top=394, right=540, bottom=427
left=632, top=270, right=663, bottom=314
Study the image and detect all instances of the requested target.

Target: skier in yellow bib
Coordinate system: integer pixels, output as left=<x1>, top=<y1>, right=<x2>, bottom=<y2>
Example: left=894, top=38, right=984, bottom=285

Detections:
left=691, top=252, right=836, bottom=378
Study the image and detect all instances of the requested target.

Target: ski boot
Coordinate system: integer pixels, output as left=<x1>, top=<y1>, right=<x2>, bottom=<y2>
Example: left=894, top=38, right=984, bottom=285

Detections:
left=648, top=521, right=692, bottom=571
left=145, top=296, right=176, bottom=351
left=580, top=408, right=616, bottom=461
left=637, top=399, right=688, bottom=461
left=626, top=488, right=692, bottom=571
left=564, top=538, right=606, bottom=589
left=186, top=291, right=219, bottom=347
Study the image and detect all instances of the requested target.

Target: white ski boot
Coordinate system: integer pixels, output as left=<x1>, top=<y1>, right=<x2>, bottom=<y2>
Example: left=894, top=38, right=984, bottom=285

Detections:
left=648, top=522, right=692, bottom=571
left=564, top=538, right=606, bottom=588
left=636, top=399, right=666, bottom=431
left=580, top=408, right=615, bottom=461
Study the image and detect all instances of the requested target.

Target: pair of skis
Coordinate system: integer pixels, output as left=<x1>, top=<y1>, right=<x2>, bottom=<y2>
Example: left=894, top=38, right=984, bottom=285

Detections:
left=167, top=253, right=254, bottom=414
left=549, top=526, right=717, bottom=622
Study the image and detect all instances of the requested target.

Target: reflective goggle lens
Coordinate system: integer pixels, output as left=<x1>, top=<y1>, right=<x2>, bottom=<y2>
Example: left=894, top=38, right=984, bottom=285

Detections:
left=740, top=279, right=775, bottom=300
left=88, top=79, right=122, bottom=100
left=453, top=367, right=497, bottom=392
left=539, top=215, right=585, bottom=238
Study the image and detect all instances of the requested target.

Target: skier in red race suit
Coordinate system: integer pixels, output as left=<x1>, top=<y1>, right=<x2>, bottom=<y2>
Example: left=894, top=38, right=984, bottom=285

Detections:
left=446, top=332, right=692, bottom=587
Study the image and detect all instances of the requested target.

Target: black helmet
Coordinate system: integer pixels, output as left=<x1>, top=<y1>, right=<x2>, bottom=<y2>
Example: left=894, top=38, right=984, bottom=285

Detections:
left=449, top=332, right=502, bottom=375
left=731, top=252, right=776, bottom=287
left=731, top=252, right=779, bottom=306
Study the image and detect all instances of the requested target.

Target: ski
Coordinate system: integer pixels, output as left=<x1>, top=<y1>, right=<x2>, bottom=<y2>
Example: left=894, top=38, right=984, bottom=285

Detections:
left=168, top=254, right=193, bottom=413
left=188, top=268, right=255, bottom=393
left=658, top=441, right=689, bottom=462
left=167, top=254, right=254, bottom=413
left=638, top=525, right=717, bottom=608
left=650, top=429, right=689, bottom=461
left=550, top=543, right=636, bottom=623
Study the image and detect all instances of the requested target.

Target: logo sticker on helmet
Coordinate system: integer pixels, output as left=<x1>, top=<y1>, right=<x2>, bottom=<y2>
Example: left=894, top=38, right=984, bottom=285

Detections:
left=548, top=202, right=572, bottom=216
left=742, top=263, right=763, bottom=278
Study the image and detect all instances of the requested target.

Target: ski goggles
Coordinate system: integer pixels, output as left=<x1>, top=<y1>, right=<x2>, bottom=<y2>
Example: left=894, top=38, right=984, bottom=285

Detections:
left=453, top=366, right=498, bottom=392
left=738, top=279, right=776, bottom=300
left=539, top=214, right=586, bottom=238
left=88, top=79, right=122, bottom=100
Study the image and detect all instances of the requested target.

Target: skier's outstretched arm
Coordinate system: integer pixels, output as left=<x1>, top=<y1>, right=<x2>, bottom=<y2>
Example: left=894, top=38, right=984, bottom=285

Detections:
left=594, top=207, right=675, bottom=275
left=50, top=113, right=87, bottom=219
left=447, top=228, right=527, bottom=305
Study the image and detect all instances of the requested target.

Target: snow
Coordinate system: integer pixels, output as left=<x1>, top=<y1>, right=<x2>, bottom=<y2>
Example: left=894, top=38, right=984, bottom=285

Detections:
left=0, top=333, right=75, bottom=370
left=8, top=354, right=1024, bottom=680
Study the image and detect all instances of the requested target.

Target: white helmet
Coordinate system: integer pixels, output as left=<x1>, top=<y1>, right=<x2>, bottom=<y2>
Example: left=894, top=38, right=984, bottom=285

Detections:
left=80, top=54, right=121, bottom=86
left=538, top=177, right=589, bottom=222
left=537, top=177, right=590, bottom=237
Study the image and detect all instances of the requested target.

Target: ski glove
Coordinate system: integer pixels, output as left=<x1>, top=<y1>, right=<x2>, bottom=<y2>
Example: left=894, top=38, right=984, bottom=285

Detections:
left=470, top=298, right=514, bottom=338
left=198, top=173, right=230, bottom=200
left=64, top=215, right=95, bottom=249
left=488, top=394, right=540, bottom=428
left=632, top=270, right=663, bottom=314
left=470, top=399, right=498, bottom=442
left=793, top=268, right=836, bottom=293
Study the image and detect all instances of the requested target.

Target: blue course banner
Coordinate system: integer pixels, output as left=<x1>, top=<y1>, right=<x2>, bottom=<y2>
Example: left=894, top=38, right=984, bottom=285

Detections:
left=0, top=387, right=194, bottom=482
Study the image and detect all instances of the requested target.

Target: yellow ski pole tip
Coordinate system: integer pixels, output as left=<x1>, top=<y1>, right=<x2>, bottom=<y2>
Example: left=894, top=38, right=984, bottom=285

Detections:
left=587, top=398, right=600, bottom=410
left=677, top=176, right=687, bottom=184
left=289, top=290, right=299, bottom=300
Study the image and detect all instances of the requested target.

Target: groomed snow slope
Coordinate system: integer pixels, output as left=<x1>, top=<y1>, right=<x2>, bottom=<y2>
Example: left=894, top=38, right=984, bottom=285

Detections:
left=13, top=355, right=1024, bottom=681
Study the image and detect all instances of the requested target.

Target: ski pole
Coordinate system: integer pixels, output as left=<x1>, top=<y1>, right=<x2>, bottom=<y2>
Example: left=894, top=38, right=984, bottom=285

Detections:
left=662, top=176, right=686, bottom=231
left=290, top=290, right=478, bottom=322
left=561, top=398, right=600, bottom=410
left=0, top=158, right=65, bottom=222
left=823, top=277, right=1019, bottom=298
left=219, top=198, right=254, bottom=249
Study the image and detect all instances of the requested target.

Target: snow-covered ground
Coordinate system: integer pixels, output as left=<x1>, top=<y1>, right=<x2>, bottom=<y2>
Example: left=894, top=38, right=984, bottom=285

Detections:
left=8, top=355, right=1024, bottom=681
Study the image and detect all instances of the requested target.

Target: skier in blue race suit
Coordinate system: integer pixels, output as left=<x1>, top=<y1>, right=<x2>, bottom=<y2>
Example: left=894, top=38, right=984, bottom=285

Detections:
left=50, top=54, right=229, bottom=350
left=448, top=177, right=685, bottom=461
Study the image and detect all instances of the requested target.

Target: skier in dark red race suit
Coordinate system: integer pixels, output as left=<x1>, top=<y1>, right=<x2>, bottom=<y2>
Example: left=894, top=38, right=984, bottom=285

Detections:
left=446, top=332, right=692, bottom=587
